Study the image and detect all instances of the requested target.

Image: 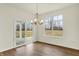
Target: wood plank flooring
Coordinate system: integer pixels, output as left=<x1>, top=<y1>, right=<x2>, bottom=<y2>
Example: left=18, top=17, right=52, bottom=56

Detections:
left=0, top=42, right=79, bottom=56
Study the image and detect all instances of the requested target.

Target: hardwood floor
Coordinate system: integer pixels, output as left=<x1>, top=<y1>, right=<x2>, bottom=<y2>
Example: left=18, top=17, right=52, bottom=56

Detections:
left=0, top=42, right=79, bottom=56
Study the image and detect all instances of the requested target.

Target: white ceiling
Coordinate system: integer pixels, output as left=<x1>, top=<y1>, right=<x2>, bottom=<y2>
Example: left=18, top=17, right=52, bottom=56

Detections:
left=4, top=3, right=75, bottom=15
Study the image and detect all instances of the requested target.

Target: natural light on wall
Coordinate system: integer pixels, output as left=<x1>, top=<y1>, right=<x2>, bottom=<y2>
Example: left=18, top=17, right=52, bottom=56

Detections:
left=44, top=14, right=63, bottom=37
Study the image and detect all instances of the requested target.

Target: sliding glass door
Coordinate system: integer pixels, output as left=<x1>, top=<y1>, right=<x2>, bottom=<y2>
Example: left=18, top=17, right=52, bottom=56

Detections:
left=15, top=20, right=33, bottom=47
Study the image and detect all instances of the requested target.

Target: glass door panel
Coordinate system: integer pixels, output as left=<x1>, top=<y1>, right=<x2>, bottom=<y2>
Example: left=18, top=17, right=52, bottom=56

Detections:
left=16, top=24, right=20, bottom=38
left=15, top=21, right=25, bottom=46
left=25, top=20, right=33, bottom=38
left=22, top=23, right=25, bottom=38
left=25, top=20, right=33, bottom=44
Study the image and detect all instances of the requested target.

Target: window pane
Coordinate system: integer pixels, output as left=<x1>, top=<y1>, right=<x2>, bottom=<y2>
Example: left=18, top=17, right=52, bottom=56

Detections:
left=58, top=15, right=63, bottom=20
left=22, top=23, right=25, bottom=38
left=44, top=17, right=52, bottom=30
left=44, top=15, right=63, bottom=37
left=16, top=24, right=20, bottom=38
left=26, top=20, right=32, bottom=37
left=53, top=16, right=58, bottom=20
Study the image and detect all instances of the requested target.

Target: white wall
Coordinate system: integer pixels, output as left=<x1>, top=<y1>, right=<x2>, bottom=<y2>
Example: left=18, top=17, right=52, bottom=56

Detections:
left=38, top=4, right=79, bottom=50
left=0, top=4, right=37, bottom=52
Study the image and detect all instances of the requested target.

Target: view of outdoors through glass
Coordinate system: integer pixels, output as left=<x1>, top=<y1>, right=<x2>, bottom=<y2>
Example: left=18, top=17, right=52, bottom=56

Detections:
left=16, top=20, right=33, bottom=38
left=44, top=15, right=63, bottom=36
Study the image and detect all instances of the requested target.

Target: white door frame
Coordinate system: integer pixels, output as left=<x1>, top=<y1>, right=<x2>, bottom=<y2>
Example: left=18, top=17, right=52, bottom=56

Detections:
left=14, top=20, right=26, bottom=47
left=14, top=20, right=34, bottom=48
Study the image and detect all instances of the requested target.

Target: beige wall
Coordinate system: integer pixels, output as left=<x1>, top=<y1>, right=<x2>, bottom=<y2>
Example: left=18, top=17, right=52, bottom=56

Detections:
left=37, top=4, right=79, bottom=50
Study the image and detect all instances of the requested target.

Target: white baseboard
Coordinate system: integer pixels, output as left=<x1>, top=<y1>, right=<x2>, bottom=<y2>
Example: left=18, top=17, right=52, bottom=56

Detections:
left=0, top=46, right=15, bottom=52
left=37, top=40, right=79, bottom=51
left=0, top=40, right=37, bottom=52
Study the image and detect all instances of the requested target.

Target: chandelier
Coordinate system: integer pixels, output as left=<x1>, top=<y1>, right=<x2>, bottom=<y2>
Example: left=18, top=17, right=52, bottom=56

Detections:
left=31, top=4, right=43, bottom=25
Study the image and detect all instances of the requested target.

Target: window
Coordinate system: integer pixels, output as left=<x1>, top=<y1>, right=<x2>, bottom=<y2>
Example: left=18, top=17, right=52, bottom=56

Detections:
left=22, top=23, right=25, bottom=38
left=53, top=15, right=63, bottom=30
left=44, top=16, right=53, bottom=30
left=44, top=15, right=63, bottom=37
left=26, top=20, right=33, bottom=37
left=26, top=20, right=32, bottom=31
left=16, top=24, right=20, bottom=38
